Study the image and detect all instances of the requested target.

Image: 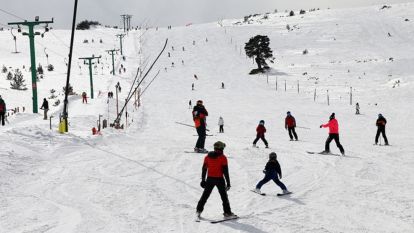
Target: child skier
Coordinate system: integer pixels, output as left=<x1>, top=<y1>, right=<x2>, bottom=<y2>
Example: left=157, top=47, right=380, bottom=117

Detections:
left=254, top=152, right=290, bottom=195
left=285, top=111, right=298, bottom=141
left=253, top=120, right=268, bottom=148
left=218, top=116, right=224, bottom=133
left=82, top=92, right=87, bottom=104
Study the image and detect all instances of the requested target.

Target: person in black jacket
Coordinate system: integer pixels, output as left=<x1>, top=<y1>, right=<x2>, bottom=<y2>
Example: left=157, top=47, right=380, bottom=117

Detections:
left=375, top=113, right=389, bottom=145
left=192, top=100, right=208, bottom=153
left=254, top=152, right=290, bottom=194
left=0, top=95, right=6, bottom=126
left=40, top=98, right=49, bottom=120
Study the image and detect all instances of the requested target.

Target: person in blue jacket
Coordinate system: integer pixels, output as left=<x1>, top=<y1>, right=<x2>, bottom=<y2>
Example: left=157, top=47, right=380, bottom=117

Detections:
left=254, top=152, right=290, bottom=194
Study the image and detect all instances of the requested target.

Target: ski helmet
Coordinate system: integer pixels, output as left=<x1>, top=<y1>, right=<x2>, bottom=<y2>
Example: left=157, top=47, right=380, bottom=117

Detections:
left=329, top=113, right=335, bottom=120
left=287, top=111, right=291, bottom=115
left=259, top=120, right=265, bottom=125
left=378, top=113, right=383, bottom=117
left=214, top=141, right=226, bottom=151
left=197, top=100, right=203, bottom=105
left=269, top=152, right=277, bottom=160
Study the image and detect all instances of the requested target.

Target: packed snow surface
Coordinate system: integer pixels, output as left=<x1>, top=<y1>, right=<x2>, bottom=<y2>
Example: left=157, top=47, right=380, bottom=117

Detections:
left=0, top=3, right=413, bottom=233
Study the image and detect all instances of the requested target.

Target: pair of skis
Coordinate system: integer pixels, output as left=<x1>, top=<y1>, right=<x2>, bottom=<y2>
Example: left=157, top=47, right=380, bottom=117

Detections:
left=196, top=215, right=239, bottom=224
left=250, top=190, right=292, bottom=196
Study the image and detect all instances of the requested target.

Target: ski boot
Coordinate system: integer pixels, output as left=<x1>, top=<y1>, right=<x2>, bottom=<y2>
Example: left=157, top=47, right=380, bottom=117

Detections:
left=223, top=212, right=237, bottom=219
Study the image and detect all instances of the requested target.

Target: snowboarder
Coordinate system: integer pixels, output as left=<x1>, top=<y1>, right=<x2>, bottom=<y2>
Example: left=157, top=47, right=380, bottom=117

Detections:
left=356, top=103, right=360, bottom=115
left=0, top=95, right=6, bottom=126
left=193, top=100, right=208, bottom=153
left=196, top=141, right=235, bottom=218
left=320, top=113, right=345, bottom=155
left=253, top=120, right=269, bottom=148
left=82, top=92, right=87, bottom=104
left=40, top=98, right=49, bottom=120
left=375, top=113, right=389, bottom=145
left=285, top=111, right=298, bottom=141
left=218, top=116, right=224, bottom=133
left=254, top=152, right=290, bottom=195
left=189, top=100, right=192, bottom=109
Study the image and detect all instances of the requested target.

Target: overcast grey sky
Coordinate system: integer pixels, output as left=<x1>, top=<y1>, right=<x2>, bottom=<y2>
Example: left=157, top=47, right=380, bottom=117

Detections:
left=1, top=0, right=413, bottom=29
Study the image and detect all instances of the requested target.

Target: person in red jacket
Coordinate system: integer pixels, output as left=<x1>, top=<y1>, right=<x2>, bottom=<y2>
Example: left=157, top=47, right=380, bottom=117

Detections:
left=285, top=111, right=298, bottom=141
left=320, top=113, right=345, bottom=155
left=196, top=141, right=236, bottom=219
left=253, top=120, right=269, bottom=148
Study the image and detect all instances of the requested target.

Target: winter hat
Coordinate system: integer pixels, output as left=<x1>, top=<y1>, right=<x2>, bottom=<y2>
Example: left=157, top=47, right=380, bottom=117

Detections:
left=287, top=111, right=291, bottom=115
left=269, top=152, right=277, bottom=160
left=259, top=120, right=265, bottom=125
left=214, top=141, right=226, bottom=151
left=378, top=113, right=383, bottom=117
left=329, top=113, right=335, bottom=120
left=197, top=100, right=203, bottom=105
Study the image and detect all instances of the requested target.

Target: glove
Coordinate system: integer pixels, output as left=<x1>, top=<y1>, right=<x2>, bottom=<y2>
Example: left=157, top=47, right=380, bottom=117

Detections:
left=319, top=125, right=323, bottom=128
left=225, top=185, right=231, bottom=191
left=200, top=180, right=206, bottom=188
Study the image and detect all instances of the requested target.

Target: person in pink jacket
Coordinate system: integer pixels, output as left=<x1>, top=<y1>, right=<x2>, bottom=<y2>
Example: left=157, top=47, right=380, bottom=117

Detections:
left=320, top=113, right=345, bottom=155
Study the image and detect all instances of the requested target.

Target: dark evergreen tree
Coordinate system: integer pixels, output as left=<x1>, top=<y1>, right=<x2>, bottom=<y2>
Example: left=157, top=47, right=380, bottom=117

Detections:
left=10, top=69, right=27, bottom=90
left=2, top=65, right=7, bottom=73
left=245, top=35, right=273, bottom=72
left=289, top=10, right=295, bottom=16
left=47, top=64, right=54, bottom=71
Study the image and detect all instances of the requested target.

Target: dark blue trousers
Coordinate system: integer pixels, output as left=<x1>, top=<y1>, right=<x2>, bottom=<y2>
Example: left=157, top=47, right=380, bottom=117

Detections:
left=256, top=172, right=286, bottom=191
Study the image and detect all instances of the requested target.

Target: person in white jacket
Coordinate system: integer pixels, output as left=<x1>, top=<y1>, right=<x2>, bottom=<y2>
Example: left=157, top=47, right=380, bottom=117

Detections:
left=218, top=116, right=224, bottom=133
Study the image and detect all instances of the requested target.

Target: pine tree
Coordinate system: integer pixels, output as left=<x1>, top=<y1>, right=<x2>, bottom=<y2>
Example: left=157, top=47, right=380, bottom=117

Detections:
left=2, top=65, right=7, bottom=73
left=10, top=69, right=27, bottom=90
left=245, top=35, right=273, bottom=73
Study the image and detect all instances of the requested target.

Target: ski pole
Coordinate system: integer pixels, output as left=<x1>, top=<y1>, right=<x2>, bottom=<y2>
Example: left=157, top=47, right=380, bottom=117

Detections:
left=296, top=126, right=310, bottom=130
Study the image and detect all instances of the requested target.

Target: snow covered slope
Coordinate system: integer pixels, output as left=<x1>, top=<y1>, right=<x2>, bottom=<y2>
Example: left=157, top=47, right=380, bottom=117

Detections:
left=1, top=3, right=413, bottom=233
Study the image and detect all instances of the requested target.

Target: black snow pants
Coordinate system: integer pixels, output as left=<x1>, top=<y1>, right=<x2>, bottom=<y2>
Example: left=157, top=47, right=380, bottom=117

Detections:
left=325, top=133, right=345, bottom=154
left=288, top=127, right=298, bottom=140
left=0, top=112, right=5, bottom=126
left=195, top=125, right=206, bottom=149
left=196, top=177, right=231, bottom=214
left=375, top=127, right=388, bottom=145
left=253, top=135, right=268, bottom=146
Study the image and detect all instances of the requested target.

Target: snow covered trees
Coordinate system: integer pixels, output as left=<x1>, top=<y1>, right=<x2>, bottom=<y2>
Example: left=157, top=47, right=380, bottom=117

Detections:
left=245, top=35, right=273, bottom=74
left=10, top=69, right=27, bottom=90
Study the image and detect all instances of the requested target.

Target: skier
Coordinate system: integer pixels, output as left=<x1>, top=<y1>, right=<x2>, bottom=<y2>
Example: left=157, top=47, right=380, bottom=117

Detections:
left=40, top=98, right=49, bottom=120
left=82, top=92, right=87, bottom=104
left=196, top=141, right=235, bottom=218
left=375, top=113, right=389, bottom=145
left=285, top=111, right=298, bottom=141
left=221, top=82, right=225, bottom=89
left=253, top=120, right=269, bottom=148
left=320, top=113, right=345, bottom=155
left=254, top=152, right=290, bottom=195
left=192, top=83, right=194, bottom=91
left=356, top=103, right=360, bottom=115
left=193, top=100, right=208, bottom=153
left=218, top=116, right=224, bottom=133
left=0, top=95, right=6, bottom=126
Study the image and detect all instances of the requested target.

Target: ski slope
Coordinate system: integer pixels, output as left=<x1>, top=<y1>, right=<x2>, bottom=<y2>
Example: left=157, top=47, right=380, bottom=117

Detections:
left=1, top=3, right=414, bottom=233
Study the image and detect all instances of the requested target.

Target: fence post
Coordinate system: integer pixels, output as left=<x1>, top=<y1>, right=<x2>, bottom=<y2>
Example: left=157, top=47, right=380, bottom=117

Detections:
left=297, top=80, right=299, bottom=93
left=350, top=86, right=353, bottom=105
left=284, top=80, right=286, bottom=92
left=276, top=76, right=278, bottom=91
left=327, top=90, right=330, bottom=106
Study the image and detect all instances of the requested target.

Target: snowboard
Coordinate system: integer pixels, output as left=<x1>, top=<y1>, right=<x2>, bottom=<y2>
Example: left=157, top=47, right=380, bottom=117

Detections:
left=250, top=190, right=266, bottom=196
left=277, top=191, right=292, bottom=196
